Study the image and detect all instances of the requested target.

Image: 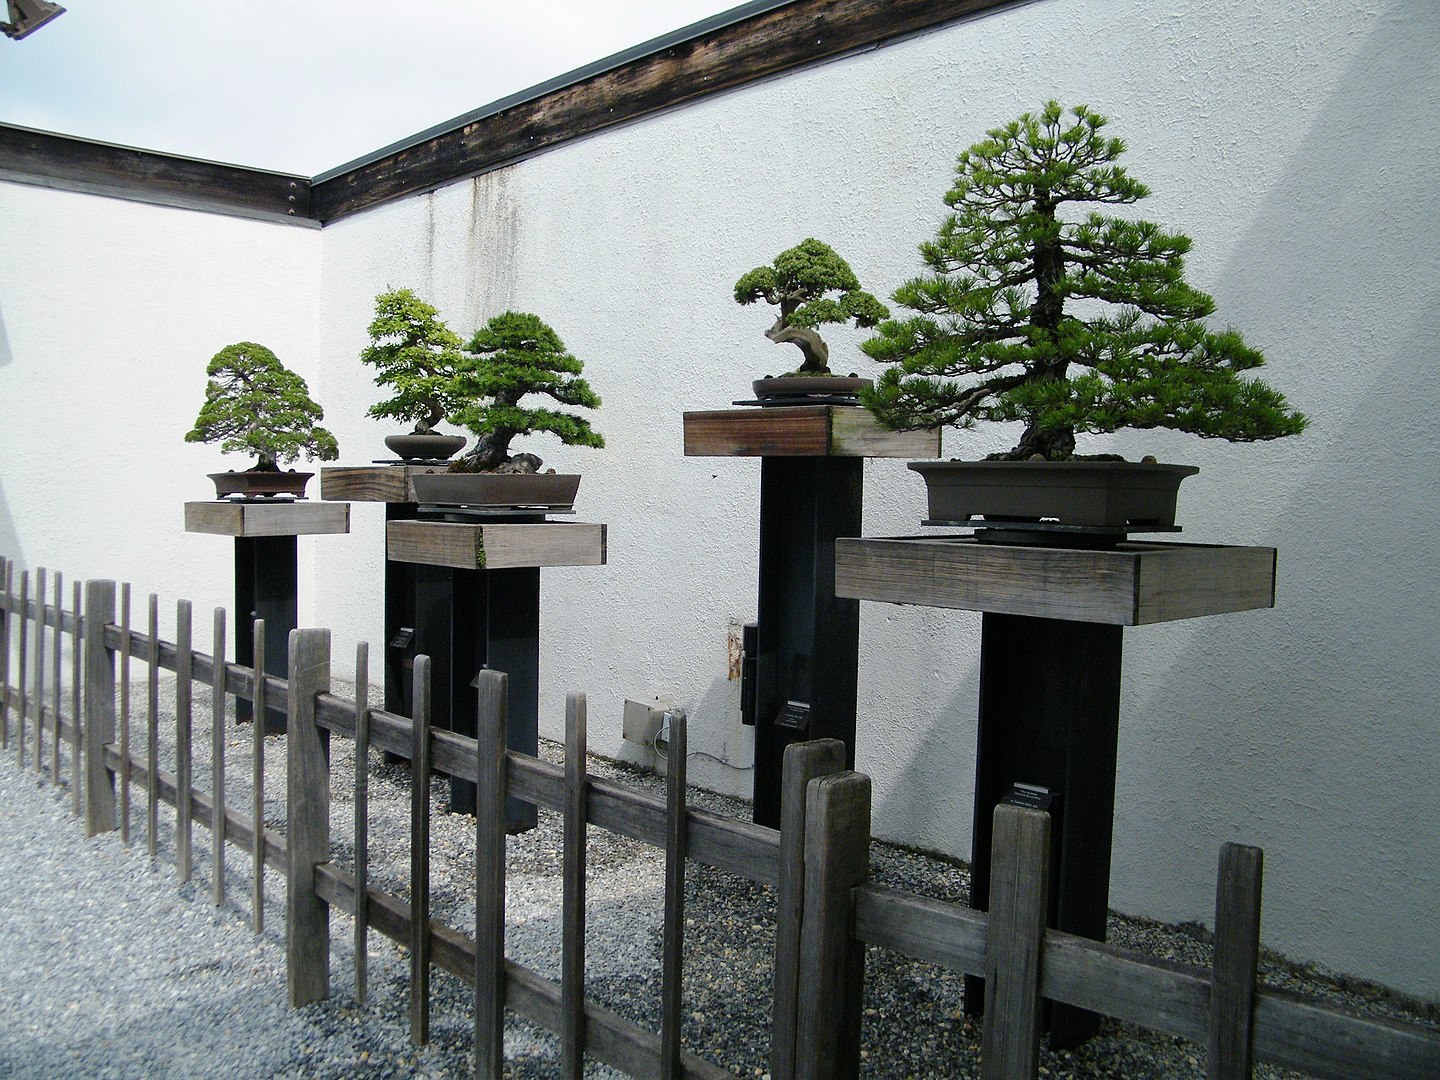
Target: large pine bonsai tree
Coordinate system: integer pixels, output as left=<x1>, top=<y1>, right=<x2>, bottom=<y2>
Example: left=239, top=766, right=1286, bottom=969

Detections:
left=862, top=101, right=1306, bottom=460
left=734, top=238, right=889, bottom=374
left=449, top=311, right=604, bottom=472
left=359, top=287, right=467, bottom=435
left=185, top=341, right=339, bottom=469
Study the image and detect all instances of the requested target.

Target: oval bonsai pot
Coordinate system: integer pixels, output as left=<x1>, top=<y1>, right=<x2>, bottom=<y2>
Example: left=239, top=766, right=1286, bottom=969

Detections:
left=208, top=470, right=313, bottom=499
left=384, top=432, right=468, bottom=461
left=752, top=375, right=872, bottom=403
left=409, top=471, right=581, bottom=510
left=909, top=459, right=1200, bottom=528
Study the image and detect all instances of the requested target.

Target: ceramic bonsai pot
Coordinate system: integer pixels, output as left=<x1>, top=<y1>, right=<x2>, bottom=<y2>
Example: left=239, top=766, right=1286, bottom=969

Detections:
left=383, top=432, right=467, bottom=461
left=409, top=471, right=581, bottom=510
left=910, top=460, right=1199, bottom=528
left=752, top=375, right=872, bottom=405
left=209, top=469, right=313, bottom=499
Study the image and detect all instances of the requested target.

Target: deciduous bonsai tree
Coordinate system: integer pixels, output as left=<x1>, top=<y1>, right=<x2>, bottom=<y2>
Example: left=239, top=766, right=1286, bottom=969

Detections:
left=861, top=101, right=1307, bottom=460
left=734, top=238, right=889, bottom=374
left=448, top=311, right=604, bottom=472
left=185, top=341, right=339, bottom=469
left=359, top=287, right=467, bottom=436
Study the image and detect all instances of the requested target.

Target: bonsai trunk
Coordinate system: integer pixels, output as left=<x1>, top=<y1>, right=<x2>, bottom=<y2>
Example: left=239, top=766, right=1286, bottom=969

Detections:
left=765, top=316, right=830, bottom=374
left=1004, top=422, right=1077, bottom=461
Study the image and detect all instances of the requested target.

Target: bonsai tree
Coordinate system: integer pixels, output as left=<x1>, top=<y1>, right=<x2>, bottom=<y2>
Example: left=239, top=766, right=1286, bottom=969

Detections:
left=185, top=341, right=339, bottom=469
left=734, top=238, right=889, bottom=374
left=449, top=311, right=604, bottom=472
left=862, top=101, right=1307, bottom=460
left=358, top=287, right=468, bottom=435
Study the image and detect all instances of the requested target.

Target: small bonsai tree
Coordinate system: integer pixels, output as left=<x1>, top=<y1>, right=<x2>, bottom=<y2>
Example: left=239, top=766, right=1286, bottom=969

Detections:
left=734, top=238, right=889, bottom=374
left=862, top=101, right=1307, bottom=460
left=358, top=287, right=468, bottom=435
left=185, top=341, right=339, bottom=469
left=448, top=311, right=604, bottom=472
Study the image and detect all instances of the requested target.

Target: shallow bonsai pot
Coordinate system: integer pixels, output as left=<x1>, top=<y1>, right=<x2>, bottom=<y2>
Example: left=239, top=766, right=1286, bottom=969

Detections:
left=752, top=375, right=872, bottom=403
left=909, top=460, right=1199, bottom=528
left=384, top=432, right=468, bottom=461
left=410, top=471, right=581, bottom=510
left=209, top=470, right=313, bottom=499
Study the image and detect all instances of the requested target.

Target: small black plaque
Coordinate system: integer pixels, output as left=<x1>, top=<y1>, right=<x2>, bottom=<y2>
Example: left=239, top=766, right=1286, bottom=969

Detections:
left=775, top=700, right=811, bottom=732
left=389, top=627, right=415, bottom=650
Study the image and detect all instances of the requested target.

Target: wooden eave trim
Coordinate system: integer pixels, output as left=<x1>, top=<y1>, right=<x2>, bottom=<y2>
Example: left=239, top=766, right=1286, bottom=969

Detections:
left=0, top=0, right=1027, bottom=227
left=0, top=123, right=315, bottom=227
left=309, top=0, right=1027, bottom=223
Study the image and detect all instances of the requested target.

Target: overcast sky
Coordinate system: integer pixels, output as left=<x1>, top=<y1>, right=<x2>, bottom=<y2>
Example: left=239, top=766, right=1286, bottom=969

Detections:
left=0, top=0, right=741, bottom=175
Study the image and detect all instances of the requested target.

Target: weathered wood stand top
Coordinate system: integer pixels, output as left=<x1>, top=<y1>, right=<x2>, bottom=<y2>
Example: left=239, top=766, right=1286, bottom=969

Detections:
left=319, top=464, right=448, bottom=504
left=386, top=519, right=607, bottom=570
left=683, top=405, right=938, bottom=458
left=835, top=536, right=1277, bottom=624
left=183, top=499, right=351, bottom=537
left=835, top=529, right=1278, bottom=1046
left=682, top=405, right=940, bottom=827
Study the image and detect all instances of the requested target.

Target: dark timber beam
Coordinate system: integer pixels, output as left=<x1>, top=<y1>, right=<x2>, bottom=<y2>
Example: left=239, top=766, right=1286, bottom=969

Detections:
left=309, top=0, right=1025, bottom=223
left=0, top=123, right=314, bottom=227
left=0, top=0, right=1026, bottom=227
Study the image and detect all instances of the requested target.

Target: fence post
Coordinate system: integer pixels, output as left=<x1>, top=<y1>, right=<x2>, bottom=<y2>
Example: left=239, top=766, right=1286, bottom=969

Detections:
left=286, top=627, right=331, bottom=1008
left=0, top=557, right=10, bottom=747
left=83, top=580, right=118, bottom=837
left=660, top=710, right=688, bottom=1080
left=562, top=691, right=589, bottom=1080
left=772, top=738, right=847, bottom=1080
left=410, top=654, right=432, bottom=1046
left=795, top=770, right=871, bottom=1080
left=980, top=804, right=1051, bottom=1080
left=1208, top=843, right=1263, bottom=1080
left=474, top=667, right=509, bottom=1080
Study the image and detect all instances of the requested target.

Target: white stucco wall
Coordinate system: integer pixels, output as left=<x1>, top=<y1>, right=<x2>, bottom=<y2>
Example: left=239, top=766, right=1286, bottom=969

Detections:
left=0, top=183, right=324, bottom=640
left=2, top=0, right=1436, bottom=1001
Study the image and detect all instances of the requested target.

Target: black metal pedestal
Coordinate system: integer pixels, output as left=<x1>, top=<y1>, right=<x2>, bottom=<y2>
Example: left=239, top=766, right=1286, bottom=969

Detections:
left=963, top=612, right=1123, bottom=1046
left=234, top=535, right=297, bottom=732
left=751, top=456, right=863, bottom=827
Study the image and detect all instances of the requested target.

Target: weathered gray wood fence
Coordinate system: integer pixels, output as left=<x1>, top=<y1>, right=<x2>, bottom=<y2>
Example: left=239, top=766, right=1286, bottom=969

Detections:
left=0, top=557, right=1436, bottom=1080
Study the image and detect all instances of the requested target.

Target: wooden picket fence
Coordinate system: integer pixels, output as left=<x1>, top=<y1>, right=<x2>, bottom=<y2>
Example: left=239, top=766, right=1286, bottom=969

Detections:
left=0, top=556, right=1436, bottom=1080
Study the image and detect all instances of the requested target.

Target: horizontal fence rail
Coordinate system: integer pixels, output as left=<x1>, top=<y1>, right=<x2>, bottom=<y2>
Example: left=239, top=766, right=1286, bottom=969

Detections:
left=1, top=559, right=1437, bottom=1080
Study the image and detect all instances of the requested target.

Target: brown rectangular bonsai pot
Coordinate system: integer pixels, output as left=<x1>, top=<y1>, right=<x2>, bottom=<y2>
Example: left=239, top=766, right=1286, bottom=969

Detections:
left=409, top=472, right=581, bottom=510
left=909, top=460, right=1200, bottom=528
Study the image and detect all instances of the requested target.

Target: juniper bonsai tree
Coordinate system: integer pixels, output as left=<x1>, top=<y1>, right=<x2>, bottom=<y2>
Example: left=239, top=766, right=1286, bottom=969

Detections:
left=185, top=341, right=339, bottom=469
left=734, top=238, right=889, bottom=374
left=359, top=287, right=468, bottom=435
left=449, top=311, right=604, bottom=472
left=862, top=101, right=1307, bottom=460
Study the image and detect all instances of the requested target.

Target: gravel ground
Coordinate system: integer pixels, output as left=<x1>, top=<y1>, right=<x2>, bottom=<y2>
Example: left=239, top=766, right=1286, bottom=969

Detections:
left=0, top=677, right=1434, bottom=1078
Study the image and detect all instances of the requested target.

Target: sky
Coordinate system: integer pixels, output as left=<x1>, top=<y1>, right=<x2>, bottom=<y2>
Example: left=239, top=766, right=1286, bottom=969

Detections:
left=0, top=0, right=745, bottom=175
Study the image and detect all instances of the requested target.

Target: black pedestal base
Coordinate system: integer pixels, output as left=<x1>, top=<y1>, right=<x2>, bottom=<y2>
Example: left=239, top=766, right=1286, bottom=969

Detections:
left=751, top=457, right=862, bottom=827
left=963, top=612, right=1122, bottom=1048
left=234, top=535, right=295, bottom=734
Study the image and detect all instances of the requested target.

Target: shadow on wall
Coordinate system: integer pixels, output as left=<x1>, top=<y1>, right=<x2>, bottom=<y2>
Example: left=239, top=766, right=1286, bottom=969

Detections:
left=1117, top=1, right=1440, bottom=992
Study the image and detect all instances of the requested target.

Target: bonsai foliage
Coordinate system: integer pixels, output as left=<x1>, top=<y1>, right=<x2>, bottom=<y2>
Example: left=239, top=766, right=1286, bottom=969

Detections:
left=185, top=342, right=339, bottom=469
left=734, top=238, right=889, bottom=374
left=449, top=311, right=604, bottom=472
left=862, top=101, right=1307, bottom=460
left=359, top=287, right=467, bottom=434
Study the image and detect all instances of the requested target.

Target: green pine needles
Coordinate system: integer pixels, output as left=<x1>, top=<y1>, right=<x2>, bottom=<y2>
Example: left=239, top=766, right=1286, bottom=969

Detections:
left=450, top=311, right=604, bottom=472
left=734, top=238, right=888, bottom=374
left=359, top=287, right=468, bottom=435
left=185, top=341, right=338, bottom=470
left=862, top=101, right=1307, bottom=460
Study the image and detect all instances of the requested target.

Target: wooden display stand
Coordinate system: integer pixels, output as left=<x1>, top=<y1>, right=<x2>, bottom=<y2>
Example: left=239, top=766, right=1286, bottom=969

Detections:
left=683, top=406, right=939, bottom=827
left=184, top=500, right=350, bottom=731
left=386, top=515, right=606, bottom=830
left=835, top=534, right=1277, bottom=1045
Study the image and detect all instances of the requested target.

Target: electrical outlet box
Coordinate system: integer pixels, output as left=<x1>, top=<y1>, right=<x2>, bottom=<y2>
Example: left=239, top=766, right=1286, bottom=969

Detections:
left=622, top=699, right=665, bottom=747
